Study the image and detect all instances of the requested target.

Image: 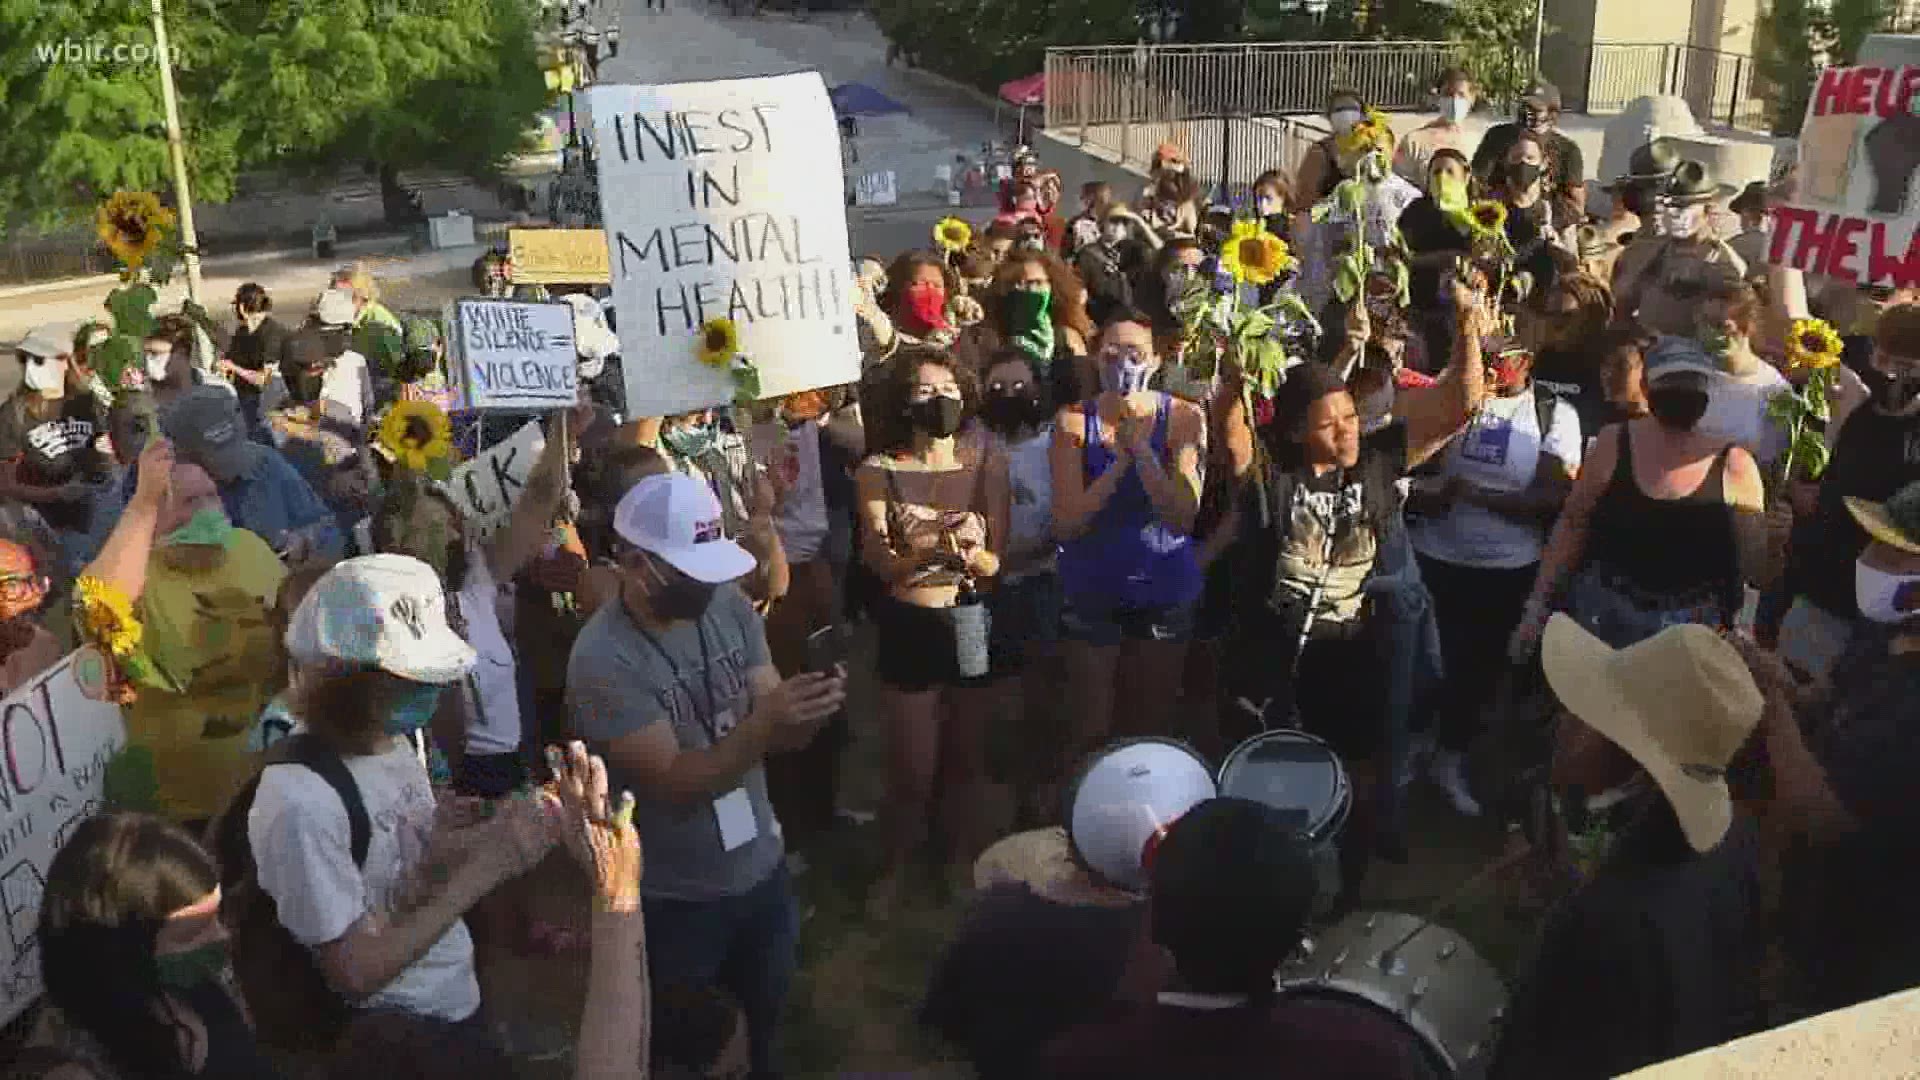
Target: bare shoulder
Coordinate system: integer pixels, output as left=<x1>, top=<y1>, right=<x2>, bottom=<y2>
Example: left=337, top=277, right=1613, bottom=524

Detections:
left=1169, top=396, right=1207, bottom=439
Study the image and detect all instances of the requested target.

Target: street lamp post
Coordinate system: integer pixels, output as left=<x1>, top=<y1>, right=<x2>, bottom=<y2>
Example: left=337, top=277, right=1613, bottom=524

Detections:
left=148, top=0, right=202, bottom=303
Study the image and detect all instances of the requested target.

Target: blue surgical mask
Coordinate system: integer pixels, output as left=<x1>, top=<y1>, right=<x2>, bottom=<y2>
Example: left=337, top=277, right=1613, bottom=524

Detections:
left=1100, top=353, right=1155, bottom=394
left=384, top=682, right=445, bottom=736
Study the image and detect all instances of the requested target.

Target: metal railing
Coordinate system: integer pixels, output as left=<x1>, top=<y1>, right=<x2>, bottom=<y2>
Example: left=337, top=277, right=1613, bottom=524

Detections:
left=1045, top=41, right=1458, bottom=197
left=1583, top=43, right=1765, bottom=132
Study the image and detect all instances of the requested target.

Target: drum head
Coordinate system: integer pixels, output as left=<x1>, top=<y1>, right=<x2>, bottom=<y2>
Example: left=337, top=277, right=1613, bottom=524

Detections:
left=1062, top=737, right=1218, bottom=893
left=1217, top=730, right=1351, bottom=842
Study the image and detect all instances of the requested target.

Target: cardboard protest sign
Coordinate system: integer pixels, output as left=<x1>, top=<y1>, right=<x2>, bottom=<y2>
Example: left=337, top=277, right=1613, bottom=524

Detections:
left=0, top=653, right=129, bottom=1025
left=586, top=72, right=861, bottom=417
left=1771, top=65, right=1920, bottom=286
left=449, top=420, right=546, bottom=539
left=510, top=229, right=612, bottom=285
left=454, top=298, right=579, bottom=410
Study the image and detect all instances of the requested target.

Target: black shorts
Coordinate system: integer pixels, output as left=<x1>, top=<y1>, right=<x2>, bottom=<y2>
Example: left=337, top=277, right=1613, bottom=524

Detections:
left=874, top=596, right=991, bottom=692
left=454, top=750, right=530, bottom=799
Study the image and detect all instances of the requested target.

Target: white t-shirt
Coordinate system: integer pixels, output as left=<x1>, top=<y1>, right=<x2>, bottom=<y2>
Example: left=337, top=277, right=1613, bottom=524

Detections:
left=1410, top=386, right=1582, bottom=569
left=454, top=547, right=525, bottom=756
left=247, top=735, right=481, bottom=1022
left=990, top=424, right=1056, bottom=576
left=1701, top=364, right=1790, bottom=466
left=321, top=349, right=371, bottom=425
left=769, top=420, right=830, bottom=564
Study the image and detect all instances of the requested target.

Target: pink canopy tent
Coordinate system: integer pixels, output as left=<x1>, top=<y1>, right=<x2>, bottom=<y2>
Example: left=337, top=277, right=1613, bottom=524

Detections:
left=996, top=73, right=1046, bottom=143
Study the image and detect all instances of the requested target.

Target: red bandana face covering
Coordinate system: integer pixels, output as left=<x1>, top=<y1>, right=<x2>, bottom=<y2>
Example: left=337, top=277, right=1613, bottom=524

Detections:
left=904, top=281, right=950, bottom=333
left=1489, top=349, right=1531, bottom=391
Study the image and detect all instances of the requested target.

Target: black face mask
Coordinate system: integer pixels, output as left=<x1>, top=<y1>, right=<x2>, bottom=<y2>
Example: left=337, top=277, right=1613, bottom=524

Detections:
left=644, top=556, right=718, bottom=622
left=1506, top=162, right=1544, bottom=190
left=1871, top=367, right=1920, bottom=413
left=980, top=391, right=1046, bottom=434
left=908, top=395, right=966, bottom=438
left=1647, top=385, right=1710, bottom=430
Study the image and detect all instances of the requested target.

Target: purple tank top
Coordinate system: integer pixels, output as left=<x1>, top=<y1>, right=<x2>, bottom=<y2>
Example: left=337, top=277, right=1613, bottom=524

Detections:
left=1057, top=395, right=1203, bottom=611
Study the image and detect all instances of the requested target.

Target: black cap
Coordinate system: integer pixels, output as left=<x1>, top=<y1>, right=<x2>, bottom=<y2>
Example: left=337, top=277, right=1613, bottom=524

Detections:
left=1521, top=80, right=1561, bottom=110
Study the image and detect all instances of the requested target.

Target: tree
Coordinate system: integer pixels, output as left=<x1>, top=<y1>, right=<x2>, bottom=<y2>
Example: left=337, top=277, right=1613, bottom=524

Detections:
left=1446, top=0, right=1539, bottom=108
left=1755, top=0, right=1893, bottom=134
left=0, top=0, right=550, bottom=236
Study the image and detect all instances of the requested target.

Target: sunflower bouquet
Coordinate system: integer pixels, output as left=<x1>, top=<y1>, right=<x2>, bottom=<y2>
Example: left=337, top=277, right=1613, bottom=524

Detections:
left=83, top=191, right=202, bottom=404
left=933, top=216, right=973, bottom=256
left=1311, top=111, right=1405, bottom=306
left=1765, top=317, right=1846, bottom=488
left=696, top=317, right=762, bottom=405
left=74, top=575, right=160, bottom=706
left=375, top=399, right=460, bottom=483
left=1171, top=213, right=1317, bottom=418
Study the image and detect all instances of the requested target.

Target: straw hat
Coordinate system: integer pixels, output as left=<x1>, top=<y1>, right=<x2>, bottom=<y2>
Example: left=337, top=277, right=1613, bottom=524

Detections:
left=1541, top=614, right=1763, bottom=852
left=973, top=828, right=1138, bottom=908
left=1846, top=482, right=1920, bottom=555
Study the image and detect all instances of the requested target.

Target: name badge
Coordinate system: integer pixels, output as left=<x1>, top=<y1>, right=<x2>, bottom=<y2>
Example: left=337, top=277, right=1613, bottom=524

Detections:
left=714, top=788, right=757, bottom=852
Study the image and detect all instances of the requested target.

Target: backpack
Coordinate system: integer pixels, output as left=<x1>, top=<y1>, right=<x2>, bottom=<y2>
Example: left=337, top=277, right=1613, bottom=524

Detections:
left=206, top=733, right=371, bottom=1054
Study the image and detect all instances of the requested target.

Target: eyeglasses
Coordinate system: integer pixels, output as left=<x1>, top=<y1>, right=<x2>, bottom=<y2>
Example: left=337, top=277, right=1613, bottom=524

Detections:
left=0, top=575, right=41, bottom=603
left=987, top=379, right=1031, bottom=396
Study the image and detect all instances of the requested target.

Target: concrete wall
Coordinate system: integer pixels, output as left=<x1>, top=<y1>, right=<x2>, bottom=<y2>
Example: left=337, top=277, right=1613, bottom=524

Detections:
left=1622, top=988, right=1920, bottom=1078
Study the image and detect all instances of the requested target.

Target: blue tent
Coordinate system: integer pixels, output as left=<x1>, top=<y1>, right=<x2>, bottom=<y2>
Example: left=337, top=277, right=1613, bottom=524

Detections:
left=829, top=82, right=910, bottom=117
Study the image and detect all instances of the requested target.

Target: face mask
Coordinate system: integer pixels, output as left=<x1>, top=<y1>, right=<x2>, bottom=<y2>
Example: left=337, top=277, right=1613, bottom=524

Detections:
left=22, top=356, right=65, bottom=394
left=1159, top=162, right=1186, bottom=176
left=1489, top=353, right=1530, bottom=391
left=1358, top=381, right=1395, bottom=435
left=1442, top=95, right=1472, bottom=123
left=578, top=353, right=606, bottom=381
left=1433, top=172, right=1469, bottom=212
left=1006, top=286, right=1053, bottom=332
left=1163, top=267, right=1195, bottom=297
left=1329, top=108, right=1364, bottom=135
left=154, top=940, right=232, bottom=990
left=145, top=349, right=174, bottom=383
left=1100, top=353, right=1155, bottom=395
left=644, top=556, right=719, bottom=622
left=1855, top=559, right=1920, bottom=624
left=1875, top=369, right=1920, bottom=414
left=1655, top=204, right=1705, bottom=238
left=981, top=390, right=1045, bottom=434
left=908, top=395, right=966, bottom=438
left=1506, top=162, right=1544, bottom=191
left=1522, top=107, right=1552, bottom=133
left=1647, top=384, right=1710, bottom=430
left=165, top=507, right=234, bottom=549
left=1255, top=194, right=1283, bottom=217
left=904, top=281, right=949, bottom=331
left=661, top=422, right=717, bottom=460
left=1101, top=222, right=1130, bottom=245
left=384, top=681, right=444, bottom=736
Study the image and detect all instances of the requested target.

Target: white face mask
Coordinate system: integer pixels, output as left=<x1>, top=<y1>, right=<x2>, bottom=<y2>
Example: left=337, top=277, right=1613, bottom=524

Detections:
left=145, top=349, right=174, bottom=382
left=1441, top=95, right=1472, bottom=123
left=1358, top=381, right=1396, bottom=434
left=22, top=355, right=65, bottom=394
left=1101, top=222, right=1129, bottom=245
left=1855, top=558, right=1920, bottom=624
left=1329, top=108, right=1364, bottom=136
left=1655, top=203, right=1705, bottom=238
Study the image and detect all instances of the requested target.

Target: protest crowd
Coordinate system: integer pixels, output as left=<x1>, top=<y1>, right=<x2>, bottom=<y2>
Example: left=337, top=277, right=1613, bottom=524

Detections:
left=4, top=57, right=1920, bottom=1080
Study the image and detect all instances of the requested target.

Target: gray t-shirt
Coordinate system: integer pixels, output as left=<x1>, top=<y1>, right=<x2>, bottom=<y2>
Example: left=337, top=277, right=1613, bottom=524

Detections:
left=566, top=585, right=783, bottom=901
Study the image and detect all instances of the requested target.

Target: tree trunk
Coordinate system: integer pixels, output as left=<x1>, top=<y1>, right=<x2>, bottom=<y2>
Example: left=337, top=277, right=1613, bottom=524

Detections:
left=377, top=162, right=408, bottom=229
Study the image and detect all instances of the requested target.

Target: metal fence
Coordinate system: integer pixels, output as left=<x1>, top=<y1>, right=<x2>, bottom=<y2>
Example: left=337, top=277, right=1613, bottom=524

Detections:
left=1584, top=43, right=1765, bottom=132
left=1045, top=41, right=1458, bottom=196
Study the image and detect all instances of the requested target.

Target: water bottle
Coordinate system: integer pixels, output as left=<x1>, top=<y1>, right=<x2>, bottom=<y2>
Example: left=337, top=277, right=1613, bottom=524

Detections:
left=950, top=578, right=991, bottom=680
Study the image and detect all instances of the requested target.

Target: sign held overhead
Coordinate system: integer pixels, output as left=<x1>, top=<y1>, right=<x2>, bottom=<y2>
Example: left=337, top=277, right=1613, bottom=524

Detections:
left=509, top=229, right=612, bottom=285
left=586, top=72, right=862, bottom=417
left=1771, top=64, right=1920, bottom=286
left=454, top=298, right=580, bottom=411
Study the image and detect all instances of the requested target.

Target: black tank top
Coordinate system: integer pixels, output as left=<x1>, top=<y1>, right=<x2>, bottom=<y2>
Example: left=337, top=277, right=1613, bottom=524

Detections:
left=1587, top=424, right=1740, bottom=608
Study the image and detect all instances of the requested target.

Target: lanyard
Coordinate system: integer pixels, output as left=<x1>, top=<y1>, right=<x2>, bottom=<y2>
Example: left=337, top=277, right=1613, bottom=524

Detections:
left=629, top=611, right=723, bottom=743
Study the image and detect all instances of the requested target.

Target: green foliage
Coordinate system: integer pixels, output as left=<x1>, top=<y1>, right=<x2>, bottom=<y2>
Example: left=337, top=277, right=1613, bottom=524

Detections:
left=1445, top=0, right=1539, bottom=106
left=1756, top=0, right=1894, bottom=135
left=871, top=0, right=1138, bottom=94
left=0, top=0, right=549, bottom=236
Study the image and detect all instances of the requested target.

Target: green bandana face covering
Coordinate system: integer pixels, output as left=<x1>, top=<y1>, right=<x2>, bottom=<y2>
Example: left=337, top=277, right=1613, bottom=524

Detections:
left=661, top=422, right=717, bottom=460
left=1006, top=288, right=1056, bottom=367
left=165, top=507, right=234, bottom=549
left=1433, top=172, right=1469, bottom=213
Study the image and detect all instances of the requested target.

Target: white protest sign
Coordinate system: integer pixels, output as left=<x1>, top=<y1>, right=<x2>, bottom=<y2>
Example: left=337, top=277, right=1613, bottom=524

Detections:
left=455, top=298, right=580, bottom=411
left=587, top=72, right=861, bottom=417
left=0, top=652, right=129, bottom=1026
left=449, top=420, right=546, bottom=540
left=1771, top=65, right=1920, bottom=286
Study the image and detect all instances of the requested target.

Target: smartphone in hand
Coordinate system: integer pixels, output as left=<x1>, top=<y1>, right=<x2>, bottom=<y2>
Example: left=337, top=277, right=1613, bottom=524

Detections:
left=805, top=625, right=848, bottom=677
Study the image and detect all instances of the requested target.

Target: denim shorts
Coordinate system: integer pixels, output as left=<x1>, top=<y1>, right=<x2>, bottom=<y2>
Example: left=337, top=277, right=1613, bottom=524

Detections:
left=1059, top=591, right=1197, bottom=647
left=988, top=571, right=1063, bottom=673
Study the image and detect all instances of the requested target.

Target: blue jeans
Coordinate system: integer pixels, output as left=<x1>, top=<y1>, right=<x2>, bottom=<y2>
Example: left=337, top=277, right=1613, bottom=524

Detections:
left=1363, top=521, right=1440, bottom=838
left=642, top=863, right=800, bottom=1079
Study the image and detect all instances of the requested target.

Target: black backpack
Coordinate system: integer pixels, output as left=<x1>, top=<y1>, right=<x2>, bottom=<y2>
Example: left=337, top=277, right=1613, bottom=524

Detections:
left=207, top=733, right=371, bottom=1054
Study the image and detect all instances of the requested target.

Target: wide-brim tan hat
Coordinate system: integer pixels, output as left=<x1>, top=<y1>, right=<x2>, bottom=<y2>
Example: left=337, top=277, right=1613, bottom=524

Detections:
left=1846, top=487, right=1920, bottom=555
left=1541, top=614, right=1763, bottom=852
left=973, top=828, right=1138, bottom=908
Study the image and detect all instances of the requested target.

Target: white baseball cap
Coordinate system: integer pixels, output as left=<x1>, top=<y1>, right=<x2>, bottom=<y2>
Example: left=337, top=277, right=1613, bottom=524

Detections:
left=613, top=472, right=756, bottom=584
left=17, top=323, right=75, bottom=360
left=285, top=554, right=477, bottom=684
left=1066, top=738, right=1219, bottom=893
left=315, top=287, right=356, bottom=327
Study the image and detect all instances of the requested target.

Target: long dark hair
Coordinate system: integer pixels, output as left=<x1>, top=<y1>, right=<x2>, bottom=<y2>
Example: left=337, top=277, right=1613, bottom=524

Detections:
left=986, top=250, right=1095, bottom=343
left=40, top=813, right=226, bottom=1080
left=879, top=250, right=961, bottom=324
left=864, top=347, right=978, bottom=458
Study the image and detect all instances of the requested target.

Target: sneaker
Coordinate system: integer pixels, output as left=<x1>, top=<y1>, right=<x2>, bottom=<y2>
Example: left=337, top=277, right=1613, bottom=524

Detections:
left=1429, top=750, right=1482, bottom=817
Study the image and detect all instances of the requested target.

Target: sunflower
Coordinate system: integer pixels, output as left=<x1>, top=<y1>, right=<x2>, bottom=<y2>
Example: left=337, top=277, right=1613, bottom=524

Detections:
left=698, top=318, right=741, bottom=368
left=933, top=217, right=973, bottom=255
left=1786, top=317, right=1844, bottom=370
left=1464, top=200, right=1508, bottom=239
left=75, top=576, right=142, bottom=659
left=95, top=191, right=176, bottom=269
left=1219, top=220, right=1293, bottom=285
left=1334, top=107, right=1394, bottom=160
left=376, top=400, right=455, bottom=473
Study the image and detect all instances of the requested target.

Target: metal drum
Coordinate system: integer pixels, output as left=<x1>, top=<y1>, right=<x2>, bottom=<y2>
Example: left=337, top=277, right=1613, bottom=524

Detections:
left=1217, top=730, right=1352, bottom=901
left=1061, top=737, right=1218, bottom=893
left=1277, top=911, right=1510, bottom=1080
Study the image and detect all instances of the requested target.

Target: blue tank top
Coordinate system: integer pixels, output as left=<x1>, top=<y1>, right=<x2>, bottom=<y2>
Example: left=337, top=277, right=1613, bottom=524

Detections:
left=1057, top=394, right=1203, bottom=611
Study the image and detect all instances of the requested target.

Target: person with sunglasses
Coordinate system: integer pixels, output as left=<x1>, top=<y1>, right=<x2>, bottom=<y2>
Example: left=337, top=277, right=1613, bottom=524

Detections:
left=0, top=525, right=61, bottom=696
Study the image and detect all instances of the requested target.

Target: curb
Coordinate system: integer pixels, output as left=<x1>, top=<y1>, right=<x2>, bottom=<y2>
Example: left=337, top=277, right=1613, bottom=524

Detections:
left=893, top=64, right=1013, bottom=121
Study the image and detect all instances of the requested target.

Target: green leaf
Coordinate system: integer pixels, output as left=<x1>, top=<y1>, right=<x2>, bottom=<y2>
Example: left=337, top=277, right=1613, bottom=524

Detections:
left=1795, top=428, right=1831, bottom=479
left=103, top=745, right=159, bottom=813
left=106, top=284, right=159, bottom=340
